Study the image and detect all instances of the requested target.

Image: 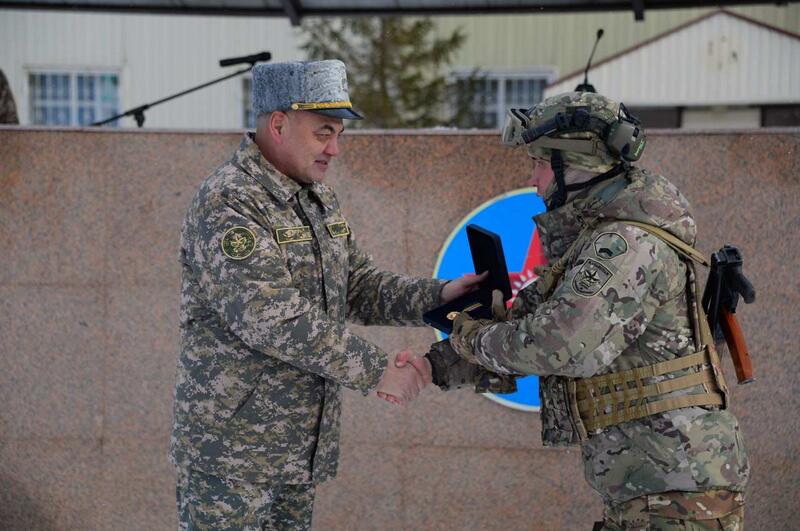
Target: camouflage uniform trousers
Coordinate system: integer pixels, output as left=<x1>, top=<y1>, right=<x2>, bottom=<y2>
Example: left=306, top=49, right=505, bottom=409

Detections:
left=177, top=468, right=315, bottom=531
left=597, top=489, right=745, bottom=531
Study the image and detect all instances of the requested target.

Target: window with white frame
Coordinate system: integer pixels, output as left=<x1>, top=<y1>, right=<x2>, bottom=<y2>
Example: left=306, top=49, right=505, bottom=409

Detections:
left=29, top=71, right=119, bottom=126
left=452, top=70, right=554, bottom=129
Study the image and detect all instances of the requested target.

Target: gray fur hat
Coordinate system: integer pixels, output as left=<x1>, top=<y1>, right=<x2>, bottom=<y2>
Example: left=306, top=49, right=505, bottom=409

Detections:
left=251, top=59, right=363, bottom=120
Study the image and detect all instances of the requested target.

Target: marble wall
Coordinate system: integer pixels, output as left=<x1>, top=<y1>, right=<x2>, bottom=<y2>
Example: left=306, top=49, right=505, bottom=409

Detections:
left=1, top=127, right=797, bottom=530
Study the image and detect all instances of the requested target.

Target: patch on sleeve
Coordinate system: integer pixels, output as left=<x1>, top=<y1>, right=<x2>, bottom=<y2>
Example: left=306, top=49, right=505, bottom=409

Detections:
left=221, top=226, right=257, bottom=260
left=275, top=226, right=313, bottom=244
left=572, top=258, right=613, bottom=297
left=594, top=232, right=628, bottom=260
left=327, top=220, right=350, bottom=238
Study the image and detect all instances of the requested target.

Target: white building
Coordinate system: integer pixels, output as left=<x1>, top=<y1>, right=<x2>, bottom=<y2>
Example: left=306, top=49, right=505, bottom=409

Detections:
left=435, top=4, right=800, bottom=129
left=0, top=12, right=303, bottom=128
left=1, top=5, right=798, bottom=129
left=545, top=9, right=800, bottom=129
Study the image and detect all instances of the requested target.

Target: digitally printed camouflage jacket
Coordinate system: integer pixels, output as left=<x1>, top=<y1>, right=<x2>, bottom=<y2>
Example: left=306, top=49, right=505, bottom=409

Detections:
left=170, top=134, right=443, bottom=484
left=461, top=168, right=749, bottom=502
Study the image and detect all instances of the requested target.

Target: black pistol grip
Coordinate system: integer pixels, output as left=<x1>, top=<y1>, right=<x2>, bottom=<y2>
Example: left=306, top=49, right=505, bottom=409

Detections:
left=730, top=266, right=756, bottom=304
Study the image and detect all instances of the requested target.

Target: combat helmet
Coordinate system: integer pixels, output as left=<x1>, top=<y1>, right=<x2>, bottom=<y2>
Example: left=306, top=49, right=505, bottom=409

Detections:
left=501, top=91, right=646, bottom=209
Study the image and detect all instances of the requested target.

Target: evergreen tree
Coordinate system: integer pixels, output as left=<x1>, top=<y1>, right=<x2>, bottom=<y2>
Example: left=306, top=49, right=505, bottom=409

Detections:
left=301, top=17, right=477, bottom=128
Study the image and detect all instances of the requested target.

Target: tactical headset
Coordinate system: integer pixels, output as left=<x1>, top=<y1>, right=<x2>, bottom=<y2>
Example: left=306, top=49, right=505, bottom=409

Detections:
left=502, top=101, right=646, bottom=210
left=504, top=102, right=646, bottom=163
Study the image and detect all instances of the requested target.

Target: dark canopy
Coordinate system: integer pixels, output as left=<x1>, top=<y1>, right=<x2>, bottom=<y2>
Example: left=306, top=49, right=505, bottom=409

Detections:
left=0, top=0, right=794, bottom=24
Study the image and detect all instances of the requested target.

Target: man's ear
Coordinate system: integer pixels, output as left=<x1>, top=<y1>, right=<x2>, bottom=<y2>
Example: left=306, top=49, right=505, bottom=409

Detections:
left=269, top=111, right=289, bottom=143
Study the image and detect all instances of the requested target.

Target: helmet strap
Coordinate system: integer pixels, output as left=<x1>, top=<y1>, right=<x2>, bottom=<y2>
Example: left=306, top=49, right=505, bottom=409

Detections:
left=547, top=159, right=629, bottom=211
left=546, top=150, right=568, bottom=210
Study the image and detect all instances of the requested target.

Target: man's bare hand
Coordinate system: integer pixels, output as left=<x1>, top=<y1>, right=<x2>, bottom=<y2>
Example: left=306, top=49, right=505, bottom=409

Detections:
left=440, top=271, right=488, bottom=303
left=376, top=350, right=428, bottom=405
left=394, top=350, right=432, bottom=385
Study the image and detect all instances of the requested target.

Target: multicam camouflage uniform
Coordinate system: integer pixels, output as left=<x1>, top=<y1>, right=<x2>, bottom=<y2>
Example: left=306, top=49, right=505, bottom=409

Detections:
left=0, top=69, right=19, bottom=125
left=170, top=133, right=443, bottom=529
left=449, top=92, right=749, bottom=530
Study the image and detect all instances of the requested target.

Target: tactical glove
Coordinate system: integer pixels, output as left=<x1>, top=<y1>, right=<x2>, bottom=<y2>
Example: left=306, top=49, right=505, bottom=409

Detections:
left=490, top=288, right=511, bottom=321
left=448, top=289, right=512, bottom=365
left=426, top=339, right=517, bottom=394
left=448, top=311, right=490, bottom=362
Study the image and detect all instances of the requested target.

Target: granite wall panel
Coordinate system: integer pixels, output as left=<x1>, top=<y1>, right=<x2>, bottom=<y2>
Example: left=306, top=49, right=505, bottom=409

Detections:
left=95, top=438, right=177, bottom=531
left=0, top=131, right=110, bottom=286
left=312, top=445, right=407, bottom=531
left=399, top=447, right=600, bottom=531
left=1, top=126, right=797, bottom=530
left=104, top=284, right=179, bottom=439
left=0, top=285, right=105, bottom=440
left=0, top=439, right=105, bottom=530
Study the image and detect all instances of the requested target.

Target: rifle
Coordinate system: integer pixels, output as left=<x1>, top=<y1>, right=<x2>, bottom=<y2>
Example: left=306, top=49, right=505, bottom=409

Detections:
left=701, top=245, right=756, bottom=384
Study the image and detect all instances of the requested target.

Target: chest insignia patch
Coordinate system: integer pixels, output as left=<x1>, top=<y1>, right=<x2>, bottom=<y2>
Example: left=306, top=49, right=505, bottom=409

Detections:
left=221, top=226, right=257, bottom=260
left=275, top=226, right=313, bottom=244
left=572, top=258, right=612, bottom=297
left=327, top=221, right=350, bottom=238
left=594, top=232, right=628, bottom=260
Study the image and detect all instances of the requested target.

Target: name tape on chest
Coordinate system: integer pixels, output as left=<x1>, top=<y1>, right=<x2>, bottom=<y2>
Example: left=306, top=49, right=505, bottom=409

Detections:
left=326, top=221, right=350, bottom=238
left=275, top=226, right=313, bottom=244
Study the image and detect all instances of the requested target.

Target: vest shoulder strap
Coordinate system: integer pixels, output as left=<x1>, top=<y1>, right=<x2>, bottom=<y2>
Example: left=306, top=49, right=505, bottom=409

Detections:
left=615, top=219, right=709, bottom=267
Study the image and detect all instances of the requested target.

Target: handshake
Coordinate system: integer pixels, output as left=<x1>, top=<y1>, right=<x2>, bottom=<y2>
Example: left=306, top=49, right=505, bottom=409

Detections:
left=373, top=272, right=517, bottom=406
left=375, top=349, right=433, bottom=406
left=375, top=341, right=518, bottom=406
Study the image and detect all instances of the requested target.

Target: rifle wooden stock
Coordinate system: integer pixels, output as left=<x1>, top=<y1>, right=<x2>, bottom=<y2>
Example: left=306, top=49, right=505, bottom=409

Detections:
left=719, top=307, right=755, bottom=384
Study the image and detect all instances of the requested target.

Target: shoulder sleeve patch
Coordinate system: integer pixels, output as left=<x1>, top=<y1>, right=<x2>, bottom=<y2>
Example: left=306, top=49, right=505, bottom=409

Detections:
left=572, top=258, right=613, bottom=297
left=221, top=226, right=257, bottom=260
left=594, top=232, right=628, bottom=260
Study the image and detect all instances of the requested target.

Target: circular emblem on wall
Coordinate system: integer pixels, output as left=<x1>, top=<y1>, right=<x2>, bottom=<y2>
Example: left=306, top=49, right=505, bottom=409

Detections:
left=221, top=226, right=257, bottom=260
left=433, top=188, right=547, bottom=412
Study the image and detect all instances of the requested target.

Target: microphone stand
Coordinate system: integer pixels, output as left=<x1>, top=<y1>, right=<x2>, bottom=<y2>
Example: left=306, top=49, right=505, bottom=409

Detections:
left=92, top=51, right=271, bottom=127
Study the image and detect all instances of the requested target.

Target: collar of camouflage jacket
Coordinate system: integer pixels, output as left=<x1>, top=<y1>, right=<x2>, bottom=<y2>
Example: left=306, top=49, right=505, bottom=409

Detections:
left=234, top=133, right=337, bottom=211
left=533, top=168, right=697, bottom=262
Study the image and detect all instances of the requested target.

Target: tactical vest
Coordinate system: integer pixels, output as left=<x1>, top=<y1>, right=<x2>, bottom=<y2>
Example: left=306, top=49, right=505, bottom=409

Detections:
left=537, top=219, right=728, bottom=443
